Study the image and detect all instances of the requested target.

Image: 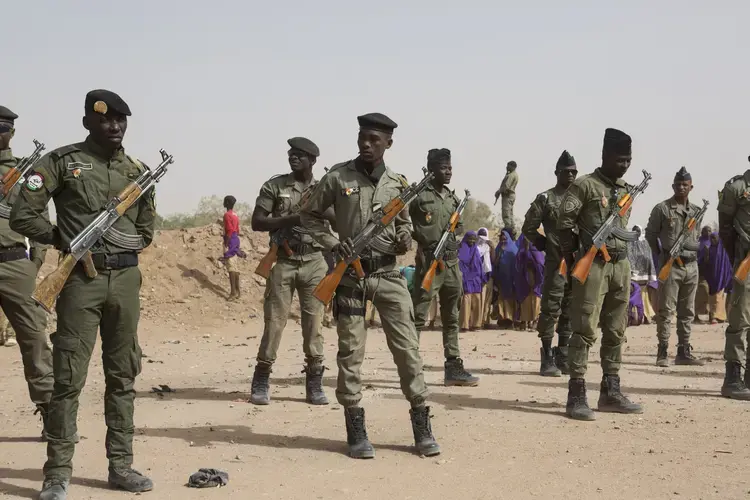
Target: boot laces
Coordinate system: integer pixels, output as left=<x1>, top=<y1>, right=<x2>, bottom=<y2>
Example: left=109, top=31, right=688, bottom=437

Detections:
left=348, top=412, right=368, bottom=440
left=252, top=369, right=270, bottom=390
left=413, top=408, right=432, bottom=437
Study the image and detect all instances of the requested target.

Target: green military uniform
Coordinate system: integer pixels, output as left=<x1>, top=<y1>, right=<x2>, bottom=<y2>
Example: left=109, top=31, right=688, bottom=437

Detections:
left=557, top=128, right=642, bottom=421
left=717, top=166, right=750, bottom=400
left=499, top=164, right=518, bottom=231
left=0, top=105, right=53, bottom=415
left=250, top=136, right=328, bottom=406
left=410, top=148, right=478, bottom=386
left=522, top=185, right=572, bottom=372
left=9, top=90, right=155, bottom=497
left=301, top=112, right=438, bottom=459
left=646, top=177, right=703, bottom=367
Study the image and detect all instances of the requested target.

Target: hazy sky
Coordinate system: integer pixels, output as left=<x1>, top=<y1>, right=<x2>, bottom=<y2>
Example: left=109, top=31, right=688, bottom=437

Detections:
left=5, top=1, right=749, bottom=226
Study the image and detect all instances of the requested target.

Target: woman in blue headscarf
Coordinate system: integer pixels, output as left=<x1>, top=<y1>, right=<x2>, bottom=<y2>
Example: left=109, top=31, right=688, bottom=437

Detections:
left=458, top=231, right=484, bottom=331
left=492, top=230, right=518, bottom=328
left=515, top=235, right=545, bottom=331
left=700, top=232, right=733, bottom=323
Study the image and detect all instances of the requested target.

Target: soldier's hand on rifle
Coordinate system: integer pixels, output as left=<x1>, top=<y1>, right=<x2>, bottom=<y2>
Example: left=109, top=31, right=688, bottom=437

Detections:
left=334, top=237, right=355, bottom=260
left=396, top=231, right=412, bottom=253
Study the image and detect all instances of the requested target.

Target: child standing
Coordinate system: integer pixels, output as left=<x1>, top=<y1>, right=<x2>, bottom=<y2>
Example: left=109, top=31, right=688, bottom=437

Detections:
left=222, top=195, right=246, bottom=300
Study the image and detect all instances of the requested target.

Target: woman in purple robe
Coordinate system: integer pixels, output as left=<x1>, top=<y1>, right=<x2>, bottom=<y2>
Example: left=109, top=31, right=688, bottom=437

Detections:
left=492, top=230, right=518, bottom=328
left=700, top=232, right=733, bottom=323
left=458, top=231, right=484, bottom=331
left=515, top=235, right=545, bottom=331
left=628, top=282, right=645, bottom=326
left=694, top=225, right=713, bottom=321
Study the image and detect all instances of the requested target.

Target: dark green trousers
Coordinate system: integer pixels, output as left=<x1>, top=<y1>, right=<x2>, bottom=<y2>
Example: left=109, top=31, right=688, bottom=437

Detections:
left=412, top=260, right=462, bottom=359
left=0, top=258, right=52, bottom=406
left=44, top=266, right=142, bottom=481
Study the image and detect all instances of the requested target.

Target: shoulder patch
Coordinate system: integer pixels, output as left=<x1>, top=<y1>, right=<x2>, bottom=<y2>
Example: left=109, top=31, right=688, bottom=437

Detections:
left=49, top=144, right=81, bottom=160
left=562, top=196, right=582, bottom=214
left=25, top=172, right=45, bottom=192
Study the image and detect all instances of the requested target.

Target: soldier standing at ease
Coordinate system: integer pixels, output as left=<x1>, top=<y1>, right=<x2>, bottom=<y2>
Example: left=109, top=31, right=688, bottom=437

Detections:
left=410, top=148, right=479, bottom=386
left=495, top=160, right=519, bottom=231
left=0, top=105, right=54, bottom=434
left=716, top=156, right=750, bottom=400
left=557, top=128, right=643, bottom=421
left=522, top=150, right=578, bottom=377
left=646, top=167, right=704, bottom=367
left=10, top=90, right=155, bottom=499
left=250, top=137, right=333, bottom=406
left=300, top=113, right=440, bottom=459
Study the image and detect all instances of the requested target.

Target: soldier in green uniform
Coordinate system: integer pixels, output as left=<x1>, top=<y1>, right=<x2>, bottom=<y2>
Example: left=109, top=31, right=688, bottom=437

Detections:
left=716, top=156, right=750, bottom=400
left=10, top=90, right=155, bottom=499
left=410, top=148, right=479, bottom=386
left=646, top=167, right=704, bottom=367
left=300, top=113, right=439, bottom=459
left=557, top=128, right=643, bottom=421
left=0, top=105, right=54, bottom=434
left=249, top=137, right=333, bottom=406
left=522, top=150, right=578, bottom=377
left=495, top=161, right=519, bottom=232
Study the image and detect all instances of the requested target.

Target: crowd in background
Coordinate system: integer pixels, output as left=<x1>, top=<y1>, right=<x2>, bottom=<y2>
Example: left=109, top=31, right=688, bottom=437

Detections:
left=398, top=223, right=735, bottom=333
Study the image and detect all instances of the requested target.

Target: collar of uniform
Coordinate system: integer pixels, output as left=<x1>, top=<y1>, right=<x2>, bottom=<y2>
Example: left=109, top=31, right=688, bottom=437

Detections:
left=426, top=182, right=450, bottom=199
left=284, top=173, right=316, bottom=189
left=83, top=136, right=126, bottom=161
left=593, top=167, right=626, bottom=188
left=353, top=158, right=386, bottom=182
left=0, top=149, right=13, bottom=162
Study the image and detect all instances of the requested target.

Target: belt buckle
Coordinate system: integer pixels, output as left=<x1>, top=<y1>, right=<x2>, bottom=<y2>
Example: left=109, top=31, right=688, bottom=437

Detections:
left=104, top=255, right=118, bottom=270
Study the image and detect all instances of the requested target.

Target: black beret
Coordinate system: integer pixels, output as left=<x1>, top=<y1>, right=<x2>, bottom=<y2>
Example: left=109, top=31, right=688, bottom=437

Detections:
left=357, top=113, right=397, bottom=134
left=85, top=89, right=131, bottom=117
left=287, top=137, right=320, bottom=157
left=427, top=148, right=451, bottom=165
left=556, top=150, right=576, bottom=169
left=602, top=128, right=632, bottom=155
left=507, top=160, right=517, bottom=168
left=674, top=166, right=692, bottom=182
left=0, top=105, right=18, bottom=124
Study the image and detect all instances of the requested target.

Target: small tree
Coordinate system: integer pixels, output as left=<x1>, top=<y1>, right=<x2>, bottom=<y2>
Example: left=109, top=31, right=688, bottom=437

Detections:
left=458, top=199, right=495, bottom=235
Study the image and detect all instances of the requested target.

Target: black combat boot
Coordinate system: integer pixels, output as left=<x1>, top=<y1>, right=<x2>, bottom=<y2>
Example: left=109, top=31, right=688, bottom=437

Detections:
left=721, top=362, right=750, bottom=400
left=304, top=364, right=329, bottom=405
left=39, top=478, right=69, bottom=500
left=656, top=342, right=669, bottom=367
left=344, top=407, right=375, bottom=459
left=566, top=378, right=595, bottom=421
left=675, top=343, right=705, bottom=366
left=409, top=405, right=441, bottom=457
left=444, top=358, right=480, bottom=386
left=107, top=467, right=153, bottom=492
left=597, top=375, right=643, bottom=414
left=554, top=345, right=569, bottom=374
left=250, top=364, right=271, bottom=405
left=540, top=345, right=561, bottom=377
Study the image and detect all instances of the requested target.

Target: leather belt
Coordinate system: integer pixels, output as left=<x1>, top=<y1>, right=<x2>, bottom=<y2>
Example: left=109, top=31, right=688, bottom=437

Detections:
left=360, top=255, right=397, bottom=275
left=0, top=246, right=27, bottom=264
left=595, top=251, right=626, bottom=264
left=678, top=255, right=697, bottom=264
left=89, top=253, right=139, bottom=270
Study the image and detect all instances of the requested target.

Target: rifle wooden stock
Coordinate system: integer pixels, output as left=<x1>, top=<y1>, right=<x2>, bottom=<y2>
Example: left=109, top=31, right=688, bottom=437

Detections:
left=1, top=169, right=21, bottom=196
left=421, top=260, right=439, bottom=292
left=254, top=242, right=279, bottom=279
left=313, top=259, right=350, bottom=304
left=114, top=183, right=143, bottom=216
left=558, top=258, right=567, bottom=276
left=32, top=252, right=80, bottom=313
left=658, top=258, right=674, bottom=283
left=571, top=246, right=599, bottom=284
left=734, top=253, right=750, bottom=282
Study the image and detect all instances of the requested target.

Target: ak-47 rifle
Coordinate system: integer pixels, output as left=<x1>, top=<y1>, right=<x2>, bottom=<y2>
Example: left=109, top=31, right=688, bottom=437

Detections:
left=254, top=186, right=316, bottom=279
left=32, top=149, right=175, bottom=313
left=312, top=168, right=435, bottom=305
left=0, top=139, right=45, bottom=218
left=570, top=169, right=652, bottom=284
left=657, top=198, right=709, bottom=283
left=420, top=189, right=470, bottom=292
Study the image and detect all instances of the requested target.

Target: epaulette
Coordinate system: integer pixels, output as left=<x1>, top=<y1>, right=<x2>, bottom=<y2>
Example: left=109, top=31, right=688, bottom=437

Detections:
left=725, top=174, right=744, bottom=187
left=126, top=155, right=145, bottom=171
left=49, top=144, right=81, bottom=160
left=266, top=173, right=287, bottom=183
left=327, top=161, right=352, bottom=173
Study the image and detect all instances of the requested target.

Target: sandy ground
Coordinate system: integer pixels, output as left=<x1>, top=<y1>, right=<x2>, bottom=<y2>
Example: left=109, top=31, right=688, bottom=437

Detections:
left=1, top=319, right=749, bottom=500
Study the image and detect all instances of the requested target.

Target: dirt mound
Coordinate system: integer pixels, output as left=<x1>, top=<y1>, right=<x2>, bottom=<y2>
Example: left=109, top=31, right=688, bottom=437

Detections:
left=38, top=223, right=417, bottom=330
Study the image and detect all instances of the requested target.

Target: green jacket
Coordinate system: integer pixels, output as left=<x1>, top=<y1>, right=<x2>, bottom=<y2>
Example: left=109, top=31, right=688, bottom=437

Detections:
left=522, top=185, right=568, bottom=251
left=409, top=183, right=461, bottom=265
left=9, top=137, right=156, bottom=254
left=645, top=197, right=700, bottom=259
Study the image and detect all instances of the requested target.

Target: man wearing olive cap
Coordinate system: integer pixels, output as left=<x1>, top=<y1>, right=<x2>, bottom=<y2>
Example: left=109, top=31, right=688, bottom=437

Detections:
left=0, top=105, right=55, bottom=437
left=249, top=136, right=334, bottom=407
left=10, top=89, right=156, bottom=498
left=646, top=166, right=705, bottom=367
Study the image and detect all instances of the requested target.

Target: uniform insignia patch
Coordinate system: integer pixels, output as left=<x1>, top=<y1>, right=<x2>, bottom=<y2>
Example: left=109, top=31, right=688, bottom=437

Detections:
left=72, top=168, right=82, bottom=178
left=93, top=101, right=108, bottom=114
left=601, top=195, right=608, bottom=208
left=67, top=162, right=93, bottom=170
left=26, top=173, right=44, bottom=191
left=563, top=197, right=582, bottom=214
left=743, top=191, right=750, bottom=199
left=425, top=212, right=432, bottom=223
left=342, top=187, right=360, bottom=197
